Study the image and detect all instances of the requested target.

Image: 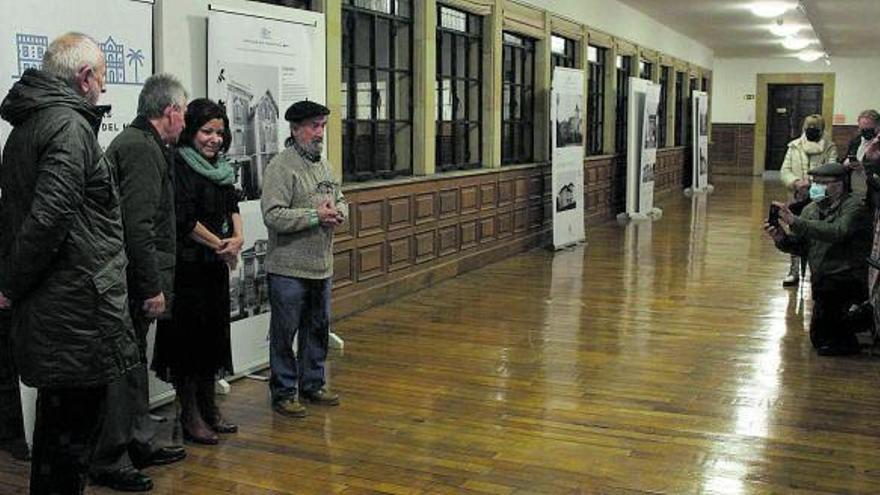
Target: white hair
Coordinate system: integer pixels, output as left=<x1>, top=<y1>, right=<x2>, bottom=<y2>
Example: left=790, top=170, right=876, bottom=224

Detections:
left=41, top=32, right=104, bottom=88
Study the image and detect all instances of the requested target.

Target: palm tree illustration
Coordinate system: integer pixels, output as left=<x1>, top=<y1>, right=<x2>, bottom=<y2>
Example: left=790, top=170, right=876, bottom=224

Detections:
left=127, top=48, right=145, bottom=83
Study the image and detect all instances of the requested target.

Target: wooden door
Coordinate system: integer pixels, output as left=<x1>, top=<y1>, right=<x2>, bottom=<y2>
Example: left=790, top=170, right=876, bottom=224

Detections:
left=765, top=84, right=823, bottom=171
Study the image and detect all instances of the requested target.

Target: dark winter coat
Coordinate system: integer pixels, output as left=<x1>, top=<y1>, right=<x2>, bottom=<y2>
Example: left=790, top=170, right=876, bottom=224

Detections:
left=104, top=116, right=176, bottom=312
left=0, top=69, right=139, bottom=388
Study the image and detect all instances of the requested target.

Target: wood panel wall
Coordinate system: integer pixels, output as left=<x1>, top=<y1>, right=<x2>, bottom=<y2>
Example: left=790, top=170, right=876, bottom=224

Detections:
left=331, top=148, right=690, bottom=320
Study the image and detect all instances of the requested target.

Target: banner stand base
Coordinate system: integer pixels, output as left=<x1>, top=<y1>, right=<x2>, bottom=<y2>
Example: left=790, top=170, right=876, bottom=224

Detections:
left=684, top=184, right=714, bottom=196
left=616, top=208, right=663, bottom=224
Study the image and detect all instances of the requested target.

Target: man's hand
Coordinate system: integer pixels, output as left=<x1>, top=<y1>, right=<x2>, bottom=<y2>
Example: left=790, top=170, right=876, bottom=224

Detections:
left=317, top=200, right=341, bottom=227
left=764, top=222, right=785, bottom=243
left=774, top=201, right=795, bottom=226
left=847, top=160, right=864, bottom=172
left=0, top=291, right=11, bottom=310
left=142, top=292, right=166, bottom=319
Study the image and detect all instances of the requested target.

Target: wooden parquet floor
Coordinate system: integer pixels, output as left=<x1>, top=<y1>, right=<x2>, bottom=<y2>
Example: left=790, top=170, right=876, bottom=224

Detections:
left=5, top=175, right=880, bottom=494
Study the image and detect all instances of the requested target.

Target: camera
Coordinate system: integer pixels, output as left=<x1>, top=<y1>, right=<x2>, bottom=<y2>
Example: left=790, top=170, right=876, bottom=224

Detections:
left=768, top=204, right=781, bottom=228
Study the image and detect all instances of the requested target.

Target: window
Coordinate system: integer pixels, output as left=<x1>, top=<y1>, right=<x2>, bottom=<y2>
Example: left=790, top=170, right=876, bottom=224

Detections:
left=550, top=34, right=576, bottom=69
left=657, top=66, right=670, bottom=147
left=674, top=70, right=684, bottom=146
left=586, top=44, right=606, bottom=156
left=501, top=32, right=536, bottom=165
left=614, top=54, right=632, bottom=154
left=702, top=76, right=710, bottom=92
left=248, top=0, right=312, bottom=9
left=436, top=5, right=483, bottom=171
left=341, top=0, right=413, bottom=181
left=639, top=59, right=652, bottom=80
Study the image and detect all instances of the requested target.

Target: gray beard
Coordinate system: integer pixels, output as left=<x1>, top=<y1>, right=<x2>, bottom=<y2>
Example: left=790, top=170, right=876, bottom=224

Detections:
left=293, top=139, right=322, bottom=162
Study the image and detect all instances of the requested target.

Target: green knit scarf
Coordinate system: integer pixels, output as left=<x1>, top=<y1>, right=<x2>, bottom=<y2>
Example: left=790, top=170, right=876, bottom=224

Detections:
left=178, top=146, right=235, bottom=186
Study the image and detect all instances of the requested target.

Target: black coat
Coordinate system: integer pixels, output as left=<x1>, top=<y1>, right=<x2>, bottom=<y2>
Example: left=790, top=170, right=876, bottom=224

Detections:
left=104, top=116, right=176, bottom=310
left=0, top=69, right=139, bottom=388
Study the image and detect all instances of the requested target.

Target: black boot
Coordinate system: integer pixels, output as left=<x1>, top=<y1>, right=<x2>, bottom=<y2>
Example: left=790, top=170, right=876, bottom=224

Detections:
left=178, top=378, right=218, bottom=445
left=196, top=378, right=238, bottom=434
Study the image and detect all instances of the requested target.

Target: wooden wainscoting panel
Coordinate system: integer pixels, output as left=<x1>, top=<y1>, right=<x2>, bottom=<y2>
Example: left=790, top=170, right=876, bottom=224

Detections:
left=439, top=188, right=459, bottom=218
left=333, top=247, right=354, bottom=288
left=357, top=241, right=385, bottom=281
left=514, top=177, right=529, bottom=202
left=415, top=230, right=436, bottom=264
left=387, top=196, right=412, bottom=231
left=479, top=215, right=496, bottom=242
left=358, top=200, right=385, bottom=238
left=438, top=224, right=460, bottom=256
left=414, top=193, right=436, bottom=225
left=387, top=236, right=412, bottom=272
left=498, top=179, right=514, bottom=206
left=461, top=219, right=478, bottom=250
left=461, top=185, right=479, bottom=214
left=481, top=182, right=497, bottom=209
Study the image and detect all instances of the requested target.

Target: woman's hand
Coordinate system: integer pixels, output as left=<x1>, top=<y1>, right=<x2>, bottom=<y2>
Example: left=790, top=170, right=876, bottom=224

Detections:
left=216, top=236, right=244, bottom=258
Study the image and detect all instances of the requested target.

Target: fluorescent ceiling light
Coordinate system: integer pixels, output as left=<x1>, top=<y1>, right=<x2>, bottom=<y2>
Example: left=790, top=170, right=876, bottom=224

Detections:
left=797, top=51, right=823, bottom=62
left=782, top=37, right=811, bottom=50
left=750, top=2, right=793, bottom=18
left=769, top=22, right=800, bottom=37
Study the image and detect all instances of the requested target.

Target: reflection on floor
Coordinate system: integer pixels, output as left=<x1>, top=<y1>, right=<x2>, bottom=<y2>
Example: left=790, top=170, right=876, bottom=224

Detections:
left=4, top=176, right=880, bottom=494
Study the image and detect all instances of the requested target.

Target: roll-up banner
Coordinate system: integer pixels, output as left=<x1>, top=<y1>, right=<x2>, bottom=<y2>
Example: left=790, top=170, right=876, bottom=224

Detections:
left=625, top=77, right=662, bottom=217
left=1, top=0, right=155, bottom=448
left=551, top=67, right=586, bottom=249
left=691, top=90, right=710, bottom=191
left=207, top=3, right=326, bottom=375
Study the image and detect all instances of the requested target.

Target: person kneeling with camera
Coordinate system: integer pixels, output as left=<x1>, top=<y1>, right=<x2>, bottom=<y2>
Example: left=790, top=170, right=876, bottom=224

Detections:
left=766, top=162, right=873, bottom=356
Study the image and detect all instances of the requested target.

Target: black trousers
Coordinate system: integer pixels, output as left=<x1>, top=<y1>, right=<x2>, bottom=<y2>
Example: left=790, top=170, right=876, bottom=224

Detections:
left=91, top=314, right=161, bottom=474
left=0, top=309, right=25, bottom=447
left=30, top=386, right=107, bottom=495
left=810, top=280, right=866, bottom=350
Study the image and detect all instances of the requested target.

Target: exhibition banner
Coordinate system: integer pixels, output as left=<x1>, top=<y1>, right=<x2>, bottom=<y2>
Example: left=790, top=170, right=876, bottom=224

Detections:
left=551, top=67, right=586, bottom=249
left=208, top=4, right=326, bottom=374
left=625, top=77, right=661, bottom=216
left=692, top=90, right=710, bottom=191
left=0, top=0, right=153, bottom=150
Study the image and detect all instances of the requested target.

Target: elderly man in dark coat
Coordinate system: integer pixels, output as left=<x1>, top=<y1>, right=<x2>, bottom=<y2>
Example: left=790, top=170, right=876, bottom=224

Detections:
left=0, top=32, right=139, bottom=494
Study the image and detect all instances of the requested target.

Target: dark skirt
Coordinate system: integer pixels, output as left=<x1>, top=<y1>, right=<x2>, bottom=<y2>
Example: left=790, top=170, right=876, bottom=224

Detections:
left=152, top=261, right=233, bottom=383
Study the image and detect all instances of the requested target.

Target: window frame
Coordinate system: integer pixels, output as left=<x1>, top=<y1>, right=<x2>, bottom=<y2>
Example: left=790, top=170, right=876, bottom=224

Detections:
left=341, top=0, right=414, bottom=182
left=657, top=65, right=670, bottom=148
left=614, top=54, right=632, bottom=154
left=550, top=34, right=577, bottom=69
left=586, top=44, right=606, bottom=156
left=435, top=4, right=484, bottom=172
left=501, top=31, right=536, bottom=166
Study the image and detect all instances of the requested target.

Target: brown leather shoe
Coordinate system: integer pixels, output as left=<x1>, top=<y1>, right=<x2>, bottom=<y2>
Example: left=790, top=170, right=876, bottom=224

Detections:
left=301, top=387, right=340, bottom=406
left=273, top=398, right=307, bottom=417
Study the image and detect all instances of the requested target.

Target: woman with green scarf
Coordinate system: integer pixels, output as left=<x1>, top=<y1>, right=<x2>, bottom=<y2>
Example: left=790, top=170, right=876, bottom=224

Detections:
left=153, top=98, right=241, bottom=445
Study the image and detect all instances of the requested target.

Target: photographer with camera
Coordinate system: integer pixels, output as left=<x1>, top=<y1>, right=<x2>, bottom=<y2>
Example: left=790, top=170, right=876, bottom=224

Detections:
left=766, top=162, right=872, bottom=356
left=778, top=114, right=837, bottom=287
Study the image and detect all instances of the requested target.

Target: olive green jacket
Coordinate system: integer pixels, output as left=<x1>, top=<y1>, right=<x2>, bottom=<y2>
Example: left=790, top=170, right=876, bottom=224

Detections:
left=776, top=193, right=872, bottom=288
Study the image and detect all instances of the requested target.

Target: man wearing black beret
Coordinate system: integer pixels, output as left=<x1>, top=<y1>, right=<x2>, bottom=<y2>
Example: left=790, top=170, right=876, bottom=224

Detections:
left=261, top=100, right=347, bottom=417
left=766, top=162, right=873, bottom=355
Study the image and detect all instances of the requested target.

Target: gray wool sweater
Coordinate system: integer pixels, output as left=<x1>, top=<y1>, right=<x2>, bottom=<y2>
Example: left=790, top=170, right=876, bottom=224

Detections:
left=261, top=147, right=348, bottom=280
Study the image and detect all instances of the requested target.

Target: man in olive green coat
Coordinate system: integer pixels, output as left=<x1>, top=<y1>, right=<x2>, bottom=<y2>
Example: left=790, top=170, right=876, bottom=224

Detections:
left=767, top=162, right=873, bottom=356
left=89, top=74, right=189, bottom=492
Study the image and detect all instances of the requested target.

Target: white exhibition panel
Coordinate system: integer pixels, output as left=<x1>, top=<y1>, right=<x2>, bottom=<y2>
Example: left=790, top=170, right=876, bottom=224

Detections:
left=625, top=77, right=661, bottom=216
left=550, top=67, right=587, bottom=249
left=207, top=3, right=326, bottom=376
left=0, top=0, right=155, bottom=447
left=691, top=90, right=710, bottom=191
left=0, top=0, right=153, bottom=150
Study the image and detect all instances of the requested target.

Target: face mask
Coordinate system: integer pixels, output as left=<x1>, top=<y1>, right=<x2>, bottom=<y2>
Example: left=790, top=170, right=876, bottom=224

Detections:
left=809, top=182, right=827, bottom=201
left=805, top=128, right=822, bottom=142
left=862, top=127, right=877, bottom=140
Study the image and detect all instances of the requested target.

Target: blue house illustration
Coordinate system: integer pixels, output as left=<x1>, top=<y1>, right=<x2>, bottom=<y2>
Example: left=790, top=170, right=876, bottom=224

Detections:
left=99, top=36, right=126, bottom=84
left=15, top=34, right=48, bottom=76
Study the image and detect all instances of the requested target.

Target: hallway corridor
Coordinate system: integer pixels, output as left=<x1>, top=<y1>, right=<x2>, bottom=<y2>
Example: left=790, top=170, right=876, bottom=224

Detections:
left=5, top=177, right=880, bottom=494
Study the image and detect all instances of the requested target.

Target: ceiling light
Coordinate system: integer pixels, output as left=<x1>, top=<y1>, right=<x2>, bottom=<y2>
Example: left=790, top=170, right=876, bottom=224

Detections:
left=769, top=21, right=800, bottom=37
left=750, top=2, right=793, bottom=18
left=782, top=37, right=811, bottom=50
left=797, top=50, right=823, bottom=62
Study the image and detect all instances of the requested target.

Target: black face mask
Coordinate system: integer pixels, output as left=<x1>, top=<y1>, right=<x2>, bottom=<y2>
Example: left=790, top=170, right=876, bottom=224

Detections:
left=862, top=127, right=877, bottom=140
left=805, top=128, right=822, bottom=142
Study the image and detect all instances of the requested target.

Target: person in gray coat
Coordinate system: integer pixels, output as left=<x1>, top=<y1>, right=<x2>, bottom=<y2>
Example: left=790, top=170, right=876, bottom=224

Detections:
left=0, top=33, right=139, bottom=495
left=89, top=74, right=189, bottom=492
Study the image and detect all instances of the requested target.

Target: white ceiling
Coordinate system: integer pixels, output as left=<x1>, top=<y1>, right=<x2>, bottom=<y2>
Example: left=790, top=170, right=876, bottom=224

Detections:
left=615, top=0, right=880, bottom=58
